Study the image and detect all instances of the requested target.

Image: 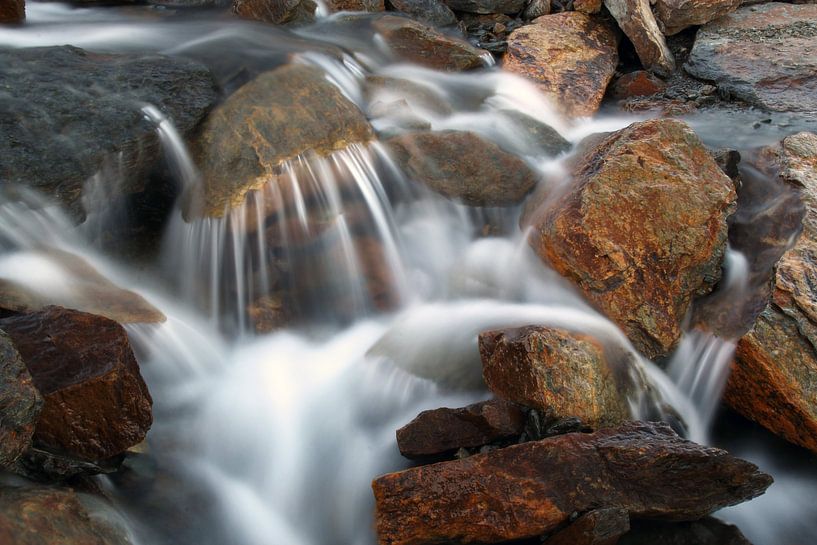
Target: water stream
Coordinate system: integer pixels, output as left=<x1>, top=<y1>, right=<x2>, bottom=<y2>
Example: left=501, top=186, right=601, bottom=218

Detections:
left=1, top=5, right=815, bottom=545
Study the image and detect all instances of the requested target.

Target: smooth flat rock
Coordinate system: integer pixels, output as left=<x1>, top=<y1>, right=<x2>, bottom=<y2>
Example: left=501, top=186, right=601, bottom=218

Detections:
left=685, top=3, right=817, bottom=113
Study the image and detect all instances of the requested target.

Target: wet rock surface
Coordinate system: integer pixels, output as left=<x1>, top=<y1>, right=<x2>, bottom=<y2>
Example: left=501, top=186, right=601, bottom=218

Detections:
left=386, top=130, right=538, bottom=206
left=232, top=0, right=317, bottom=24
left=191, top=64, right=373, bottom=217
left=685, top=3, right=817, bottom=113
left=526, top=119, right=736, bottom=359
left=604, top=0, right=674, bottom=76
left=503, top=12, right=618, bottom=118
left=726, top=132, right=817, bottom=454
left=372, top=421, right=772, bottom=545
left=0, top=307, right=152, bottom=462
left=396, top=399, right=528, bottom=459
left=373, top=15, right=488, bottom=71
left=0, top=46, right=217, bottom=222
left=387, top=0, right=457, bottom=26
left=0, top=330, right=42, bottom=469
left=479, top=326, right=632, bottom=428
left=0, top=485, right=131, bottom=545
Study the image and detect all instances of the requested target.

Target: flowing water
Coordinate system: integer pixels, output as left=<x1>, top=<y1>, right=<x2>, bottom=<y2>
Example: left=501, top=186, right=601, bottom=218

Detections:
left=1, top=4, right=816, bottom=545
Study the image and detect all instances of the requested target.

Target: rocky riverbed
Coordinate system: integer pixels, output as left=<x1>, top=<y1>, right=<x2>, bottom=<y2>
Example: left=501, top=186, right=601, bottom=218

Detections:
left=0, top=0, right=816, bottom=544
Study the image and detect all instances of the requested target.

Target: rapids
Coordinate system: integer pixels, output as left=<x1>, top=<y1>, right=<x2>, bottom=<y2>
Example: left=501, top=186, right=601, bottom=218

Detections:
left=1, top=4, right=815, bottom=545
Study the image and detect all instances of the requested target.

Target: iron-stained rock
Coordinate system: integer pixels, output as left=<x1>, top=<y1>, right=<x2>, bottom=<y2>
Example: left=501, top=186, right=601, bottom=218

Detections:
left=654, top=0, right=741, bottom=35
left=0, top=330, right=42, bottom=469
left=604, top=0, right=675, bottom=76
left=232, top=0, right=316, bottom=24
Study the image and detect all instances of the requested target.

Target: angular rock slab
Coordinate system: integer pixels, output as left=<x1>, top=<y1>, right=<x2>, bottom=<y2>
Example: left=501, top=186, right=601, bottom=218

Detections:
left=373, top=15, right=487, bottom=71
left=386, top=130, right=538, bottom=206
left=479, top=326, right=632, bottom=428
left=686, top=3, right=817, bottom=113
left=0, top=486, right=130, bottom=545
left=0, top=307, right=152, bottom=462
left=0, top=46, right=217, bottom=221
left=0, top=330, right=42, bottom=469
left=654, top=0, right=741, bottom=35
left=726, top=132, right=817, bottom=453
left=192, top=64, right=373, bottom=217
left=526, top=119, right=736, bottom=359
left=372, top=422, right=771, bottom=545
left=604, top=0, right=675, bottom=76
left=396, top=399, right=527, bottom=459
left=503, top=12, right=618, bottom=118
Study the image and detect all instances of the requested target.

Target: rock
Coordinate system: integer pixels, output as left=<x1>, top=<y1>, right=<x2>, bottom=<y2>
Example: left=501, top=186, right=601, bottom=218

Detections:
left=385, top=130, right=538, bottom=206
left=387, top=0, right=457, bottom=26
left=0, top=307, right=152, bottom=462
left=191, top=64, right=373, bottom=217
left=0, top=250, right=164, bottom=324
left=372, top=421, right=772, bottom=545
left=604, top=0, right=675, bottom=76
left=441, top=0, right=525, bottom=14
left=685, top=3, right=817, bottom=113
left=0, top=46, right=217, bottom=222
left=611, top=70, right=668, bottom=98
left=0, top=485, right=131, bottom=545
left=479, top=326, right=632, bottom=428
left=326, top=0, right=384, bottom=10
left=498, top=110, right=571, bottom=157
left=525, top=119, right=736, bottom=359
left=0, top=0, right=23, bottom=23
left=726, top=132, right=817, bottom=454
left=247, top=293, right=291, bottom=334
left=373, top=15, right=488, bottom=71
left=522, top=0, right=549, bottom=19
left=365, top=75, right=454, bottom=117
left=654, top=0, right=741, bottom=35
left=396, top=399, right=528, bottom=460
left=12, top=447, right=123, bottom=482
left=573, top=0, right=601, bottom=13
left=544, top=508, right=630, bottom=545
left=0, top=331, right=42, bottom=469
left=232, top=0, right=316, bottom=24
left=503, top=12, right=618, bottom=118
left=620, top=517, right=752, bottom=545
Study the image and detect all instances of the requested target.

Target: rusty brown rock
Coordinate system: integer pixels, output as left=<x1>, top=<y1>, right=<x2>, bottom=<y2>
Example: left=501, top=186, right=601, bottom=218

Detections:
left=442, top=0, right=525, bottom=14
left=0, top=485, right=131, bottom=545
left=611, top=71, right=667, bottom=98
left=0, top=330, right=42, bottom=469
left=525, top=119, right=736, bottom=359
left=396, top=399, right=527, bottom=459
left=479, top=326, right=632, bottom=428
left=190, top=64, right=373, bottom=218
left=372, top=421, right=772, bottom=545
left=604, top=0, right=675, bottom=76
left=326, top=0, right=384, bottom=10
left=0, top=307, right=152, bottom=462
left=0, top=0, right=24, bottom=23
left=386, top=130, right=538, bottom=206
left=726, top=132, right=817, bottom=453
left=685, top=3, right=817, bottom=113
left=654, top=0, right=741, bottom=35
left=544, top=508, right=630, bottom=545
left=0, top=249, right=164, bottom=324
left=232, top=0, right=316, bottom=24
left=373, top=15, right=487, bottom=71
left=573, top=0, right=601, bottom=13
left=503, top=12, right=618, bottom=118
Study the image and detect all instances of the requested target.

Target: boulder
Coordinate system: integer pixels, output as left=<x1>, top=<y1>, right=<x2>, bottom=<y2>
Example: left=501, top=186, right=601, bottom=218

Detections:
left=603, top=0, right=675, bottom=76
left=0, top=0, right=23, bottom=23
left=479, top=326, right=632, bottom=428
left=522, top=0, right=549, bottom=19
left=0, top=250, right=164, bottom=324
left=525, top=119, right=736, bottom=359
left=503, top=12, right=618, bottom=117
left=498, top=110, right=571, bottom=157
left=0, top=46, right=217, bottom=222
left=386, top=130, right=538, bottom=206
left=396, top=399, right=528, bottom=459
left=0, top=307, right=152, bottom=462
left=326, top=0, right=384, bottom=10
left=611, top=71, right=667, bottom=99
left=0, top=486, right=130, bottom=545
left=725, top=132, right=817, bottom=454
left=619, top=518, right=752, bottom=545
left=0, top=331, right=42, bottom=469
left=544, top=508, right=630, bottom=545
left=191, top=64, right=373, bottom=217
left=654, top=0, right=741, bottom=35
left=573, top=0, right=602, bottom=14
left=372, top=421, right=772, bottom=545
left=387, top=0, right=456, bottom=26
left=232, top=0, right=316, bottom=24
left=373, top=15, right=488, bottom=71
left=441, top=0, right=525, bottom=14
left=685, top=3, right=817, bottom=113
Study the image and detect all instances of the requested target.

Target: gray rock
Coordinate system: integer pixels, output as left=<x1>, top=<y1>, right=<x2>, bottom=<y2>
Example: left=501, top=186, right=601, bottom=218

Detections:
left=0, top=330, right=42, bottom=469
left=389, top=0, right=457, bottom=27
left=442, top=0, right=525, bottom=14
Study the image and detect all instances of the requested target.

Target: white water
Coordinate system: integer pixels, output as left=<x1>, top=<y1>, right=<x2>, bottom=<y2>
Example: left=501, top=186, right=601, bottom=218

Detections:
left=0, top=6, right=813, bottom=545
